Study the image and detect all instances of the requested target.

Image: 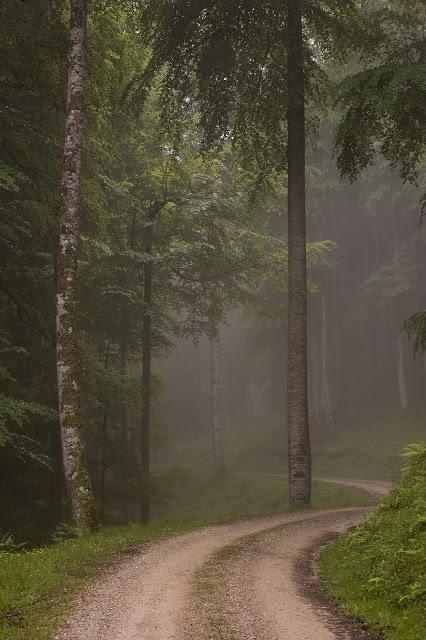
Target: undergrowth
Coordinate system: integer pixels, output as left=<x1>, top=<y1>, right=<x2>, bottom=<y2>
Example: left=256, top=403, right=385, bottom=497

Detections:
left=319, top=443, right=426, bottom=640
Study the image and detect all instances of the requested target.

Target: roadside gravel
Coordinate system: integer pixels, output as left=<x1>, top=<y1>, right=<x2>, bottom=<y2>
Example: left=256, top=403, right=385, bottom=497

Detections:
left=59, top=480, right=390, bottom=640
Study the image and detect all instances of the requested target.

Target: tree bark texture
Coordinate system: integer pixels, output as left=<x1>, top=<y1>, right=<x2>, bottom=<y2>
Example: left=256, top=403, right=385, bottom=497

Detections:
left=56, top=0, right=96, bottom=534
left=140, top=213, right=154, bottom=524
left=210, top=330, right=225, bottom=476
left=320, top=288, right=334, bottom=430
left=286, top=0, right=311, bottom=506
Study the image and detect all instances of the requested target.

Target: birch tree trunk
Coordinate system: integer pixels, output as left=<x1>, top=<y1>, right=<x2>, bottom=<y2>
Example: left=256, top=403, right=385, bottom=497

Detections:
left=320, top=288, right=334, bottom=430
left=56, top=0, right=96, bottom=534
left=210, top=330, right=225, bottom=476
left=397, top=333, right=408, bottom=409
left=286, top=0, right=311, bottom=506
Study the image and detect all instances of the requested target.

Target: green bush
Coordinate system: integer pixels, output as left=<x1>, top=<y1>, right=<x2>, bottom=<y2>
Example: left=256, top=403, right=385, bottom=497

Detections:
left=320, top=442, right=426, bottom=640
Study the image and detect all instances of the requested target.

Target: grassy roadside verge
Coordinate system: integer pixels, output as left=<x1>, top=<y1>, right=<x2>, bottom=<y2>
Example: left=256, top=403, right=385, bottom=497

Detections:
left=1, top=475, right=374, bottom=640
left=319, top=444, right=426, bottom=640
left=170, top=414, right=426, bottom=481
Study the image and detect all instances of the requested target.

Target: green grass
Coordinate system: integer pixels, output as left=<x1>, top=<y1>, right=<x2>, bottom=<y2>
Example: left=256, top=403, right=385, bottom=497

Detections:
left=319, top=443, right=426, bottom=640
left=152, top=470, right=375, bottom=521
left=313, top=414, right=426, bottom=481
left=165, top=413, right=426, bottom=481
left=0, top=474, right=373, bottom=640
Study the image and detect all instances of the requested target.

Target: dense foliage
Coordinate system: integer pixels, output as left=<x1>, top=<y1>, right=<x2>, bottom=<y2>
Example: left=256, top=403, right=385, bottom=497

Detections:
left=320, top=443, right=426, bottom=640
left=336, top=2, right=426, bottom=193
left=0, top=0, right=336, bottom=540
left=0, top=2, right=425, bottom=639
left=0, top=0, right=425, bottom=542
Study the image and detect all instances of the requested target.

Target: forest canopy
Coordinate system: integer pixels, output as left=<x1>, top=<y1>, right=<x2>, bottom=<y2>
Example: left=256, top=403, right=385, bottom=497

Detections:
left=0, top=0, right=425, bottom=543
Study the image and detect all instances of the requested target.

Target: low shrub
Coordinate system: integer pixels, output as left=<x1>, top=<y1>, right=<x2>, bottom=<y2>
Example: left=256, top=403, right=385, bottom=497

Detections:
left=320, top=443, right=426, bottom=640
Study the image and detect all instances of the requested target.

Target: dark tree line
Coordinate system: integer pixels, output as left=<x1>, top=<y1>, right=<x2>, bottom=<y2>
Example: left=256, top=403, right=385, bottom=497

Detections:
left=0, top=0, right=424, bottom=539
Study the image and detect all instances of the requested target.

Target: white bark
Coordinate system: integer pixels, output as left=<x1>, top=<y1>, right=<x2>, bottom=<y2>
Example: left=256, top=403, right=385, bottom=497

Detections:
left=210, top=331, right=225, bottom=475
left=397, top=333, right=408, bottom=410
left=56, top=0, right=95, bottom=534
left=320, top=288, right=334, bottom=430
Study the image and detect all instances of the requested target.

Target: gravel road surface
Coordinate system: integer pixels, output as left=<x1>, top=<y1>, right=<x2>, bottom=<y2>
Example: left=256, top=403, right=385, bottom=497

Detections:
left=59, top=479, right=391, bottom=640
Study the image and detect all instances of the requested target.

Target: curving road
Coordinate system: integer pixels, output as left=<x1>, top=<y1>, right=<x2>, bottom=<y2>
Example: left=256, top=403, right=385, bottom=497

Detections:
left=60, top=479, right=391, bottom=640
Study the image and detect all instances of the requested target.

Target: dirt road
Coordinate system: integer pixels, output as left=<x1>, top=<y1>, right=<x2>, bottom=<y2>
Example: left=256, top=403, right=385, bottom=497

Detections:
left=60, top=479, right=391, bottom=640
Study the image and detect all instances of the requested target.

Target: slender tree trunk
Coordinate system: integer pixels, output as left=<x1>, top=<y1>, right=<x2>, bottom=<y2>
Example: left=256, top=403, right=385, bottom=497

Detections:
left=246, top=382, right=253, bottom=419
left=49, top=238, right=63, bottom=529
left=210, top=330, right=225, bottom=476
left=99, top=411, right=108, bottom=525
left=140, top=213, right=154, bottom=524
left=286, top=0, right=311, bottom=506
left=312, top=331, right=321, bottom=428
left=56, top=0, right=96, bottom=534
left=99, top=343, right=110, bottom=525
left=120, top=325, right=130, bottom=444
left=397, top=333, right=408, bottom=410
left=320, top=288, right=334, bottom=430
left=120, top=315, right=132, bottom=521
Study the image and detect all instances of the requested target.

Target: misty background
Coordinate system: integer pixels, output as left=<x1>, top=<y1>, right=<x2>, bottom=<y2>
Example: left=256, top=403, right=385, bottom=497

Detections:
left=156, top=156, right=426, bottom=479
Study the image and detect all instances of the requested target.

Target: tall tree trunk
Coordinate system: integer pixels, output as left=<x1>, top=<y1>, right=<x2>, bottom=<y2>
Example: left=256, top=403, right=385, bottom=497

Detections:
left=120, top=315, right=132, bottom=521
left=246, top=382, right=253, bottom=419
left=99, top=343, right=110, bottom=525
left=210, top=330, right=225, bottom=476
left=120, top=322, right=130, bottom=444
left=140, top=213, right=154, bottom=524
left=320, top=288, right=334, bottom=430
left=99, top=411, right=108, bottom=526
left=397, top=333, right=408, bottom=410
left=286, top=0, right=311, bottom=506
left=56, top=0, right=96, bottom=534
left=311, top=331, right=322, bottom=428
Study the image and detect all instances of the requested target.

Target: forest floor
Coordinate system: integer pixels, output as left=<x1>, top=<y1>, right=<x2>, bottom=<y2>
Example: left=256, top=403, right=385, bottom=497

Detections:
left=0, top=476, right=375, bottom=640
left=59, top=479, right=390, bottom=640
left=165, top=412, right=426, bottom=482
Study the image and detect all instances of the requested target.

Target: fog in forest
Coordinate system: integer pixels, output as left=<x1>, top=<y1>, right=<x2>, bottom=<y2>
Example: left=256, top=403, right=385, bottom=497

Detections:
left=2, top=1, right=425, bottom=557
left=2, top=4, right=425, bottom=639
left=156, top=169, right=426, bottom=481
